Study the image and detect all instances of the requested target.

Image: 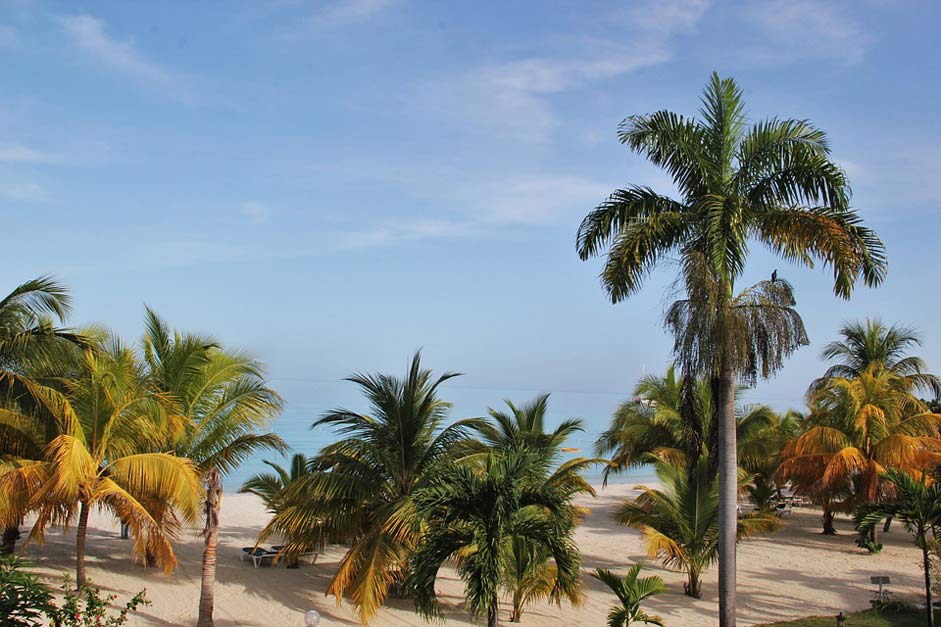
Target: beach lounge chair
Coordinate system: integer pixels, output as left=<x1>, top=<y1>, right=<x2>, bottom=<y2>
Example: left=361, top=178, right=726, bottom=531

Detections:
left=271, top=545, right=319, bottom=566
left=241, top=547, right=278, bottom=568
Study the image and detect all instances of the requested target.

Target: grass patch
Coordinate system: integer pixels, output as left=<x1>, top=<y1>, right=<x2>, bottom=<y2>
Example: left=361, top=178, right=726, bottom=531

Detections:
left=756, top=608, right=925, bottom=627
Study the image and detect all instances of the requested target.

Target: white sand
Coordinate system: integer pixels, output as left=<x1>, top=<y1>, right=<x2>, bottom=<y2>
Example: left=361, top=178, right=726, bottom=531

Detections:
left=19, top=483, right=925, bottom=626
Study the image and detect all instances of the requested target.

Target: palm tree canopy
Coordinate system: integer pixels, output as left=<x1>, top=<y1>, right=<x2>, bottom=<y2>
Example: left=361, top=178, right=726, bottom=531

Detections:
left=257, top=352, right=482, bottom=623
left=577, top=72, right=885, bottom=305
left=405, top=447, right=581, bottom=624
left=817, top=319, right=940, bottom=396
left=591, top=564, right=666, bottom=627
left=856, top=468, right=941, bottom=538
left=470, top=393, right=584, bottom=453
left=239, top=453, right=311, bottom=511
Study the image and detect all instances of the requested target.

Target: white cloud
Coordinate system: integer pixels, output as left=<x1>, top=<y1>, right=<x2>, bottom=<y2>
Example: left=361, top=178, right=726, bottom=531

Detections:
left=337, top=219, right=475, bottom=249
left=0, top=181, right=48, bottom=202
left=240, top=201, right=273, bottom=224
left=302, top=0, right=394, bottom=32
left=742, top=1, right=871, bottom=64
left=59, top=15, right=194, bottom=100
left=0, top=25, right=20, bottom=48
left=423, top=1, right=710, bottom=142
left=0, top=144, right=61, bottom=164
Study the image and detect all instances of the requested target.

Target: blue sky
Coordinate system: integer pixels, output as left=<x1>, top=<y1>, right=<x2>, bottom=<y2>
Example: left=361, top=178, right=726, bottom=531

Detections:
left=3, top=0, right=940, bottom=474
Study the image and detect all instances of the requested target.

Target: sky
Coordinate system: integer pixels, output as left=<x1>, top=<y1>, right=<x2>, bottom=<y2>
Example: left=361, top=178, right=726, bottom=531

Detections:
left=3, top=0, right=940, bottom=482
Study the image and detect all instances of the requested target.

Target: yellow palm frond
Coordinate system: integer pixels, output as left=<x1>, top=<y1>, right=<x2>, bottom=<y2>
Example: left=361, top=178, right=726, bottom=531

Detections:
left=105, top=452, right=201, bottom=523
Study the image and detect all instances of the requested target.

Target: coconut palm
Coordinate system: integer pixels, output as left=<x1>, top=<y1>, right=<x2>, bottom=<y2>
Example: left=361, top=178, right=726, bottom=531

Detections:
left=26, top=335, right=201, bottom=587
left=257, top=352, right=479, bottom=623
left=739, top=409, right=803, bottom=512
left=616, top=458, right=778, bottom=599
left=857, top=468, right=941, bottom=627
left=778, top=366, right=941, bottom=536
left=815, top=319, right=940, bottom=396
left=406, top=448, right=581, bottom=627
left=239, top=453, right=312, bottom=511
left=576, top=72, right=886, bottom=626
left=140, top=309, right=284, bottom=627
left=591, top=564, right=667, bottom=627
left=0, top=276, right=90, bottom=555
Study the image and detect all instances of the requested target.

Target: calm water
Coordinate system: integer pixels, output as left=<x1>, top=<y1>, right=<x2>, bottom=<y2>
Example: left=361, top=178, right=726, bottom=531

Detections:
left=223, top=381, right=658, bottom=490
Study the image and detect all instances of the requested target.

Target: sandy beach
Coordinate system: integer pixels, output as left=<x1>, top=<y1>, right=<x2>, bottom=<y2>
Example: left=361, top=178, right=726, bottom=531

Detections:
left=19, top=483, right=924, bottom=627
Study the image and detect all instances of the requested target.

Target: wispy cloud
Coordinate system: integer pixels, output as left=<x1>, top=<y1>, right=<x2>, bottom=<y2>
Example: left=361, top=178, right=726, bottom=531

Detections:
left=59, top=15, right=195, bottom=101
left=240, top=201, right=273, bottom=224
left=0, top=25, right=20, bottom=48
left=742, top=1, right=871, bottom=64
left=0, top=144, right=61, bottom=164
left=337, top=219, right=475, bottom=249
left=423, top=0, right=710, bottom=142
left=0, top=181, right=48, bottom=202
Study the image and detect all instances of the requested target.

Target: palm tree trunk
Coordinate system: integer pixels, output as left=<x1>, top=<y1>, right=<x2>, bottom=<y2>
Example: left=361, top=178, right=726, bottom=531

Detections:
left=717, top=366, right=737, bottom=627
left=922, top=534, right=935, bottom=627
left=487, top=591, right=499, bottom=627
left=197, top=469, right=222, bottom=627
left=822, top=507, right=836, bottom=535
left=686, top=570, right=702, bottom=598
left=2, top=523, right=20, bottom=555
left=76, top=500, right=90, bottom=588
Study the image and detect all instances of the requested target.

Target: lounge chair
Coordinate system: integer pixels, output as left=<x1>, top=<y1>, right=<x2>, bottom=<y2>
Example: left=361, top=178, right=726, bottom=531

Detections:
left=241, top=547, right=278, bottom=568
left=270, top=545, right=319, bottom=566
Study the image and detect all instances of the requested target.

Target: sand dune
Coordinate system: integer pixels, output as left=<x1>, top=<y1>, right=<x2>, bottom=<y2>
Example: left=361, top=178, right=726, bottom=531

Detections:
left=19, top=483, right=924, bottom=626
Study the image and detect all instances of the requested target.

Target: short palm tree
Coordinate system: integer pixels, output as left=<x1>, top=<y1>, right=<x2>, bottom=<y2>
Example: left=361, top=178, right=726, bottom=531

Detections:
left=576, top=72, right=885, bottom=626
left=239, top=453, right=312, bottom=511
left=27, top=336, right=201, bottom=587
left=616, top=458, right=778, bottom=598
left=140, top=309, right=284, bottom=627
left=816, top=319, right=940, bottom=395
left=739, top=409, right=803, bottom=512
left=777, top=366, right=941, bottom=536
left=466, top=395, right=593, bottom=621
left=856, top=468, right=941, bottom=627
left=405, top=448, right=581, bottom=627
left=257, top=352, right=479, bottom=623
left=592, top=564, right=667, bottom=627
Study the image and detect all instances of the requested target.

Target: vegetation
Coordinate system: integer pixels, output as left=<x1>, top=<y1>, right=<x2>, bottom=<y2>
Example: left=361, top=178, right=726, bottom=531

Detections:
left=405, top=448, right=581, bottom=627
left=257, top=352, right=482, bottom=623
left=755, top=608, right=924, bottom=627
left=857, top=468, right=941, bottom=627
left=577, top=72, right=885, bottom=627
left=591, top=564, right=667, bottom=627
left=616, top=458, right=778, bottom=598
left=0, top=555, right=148, bottom=627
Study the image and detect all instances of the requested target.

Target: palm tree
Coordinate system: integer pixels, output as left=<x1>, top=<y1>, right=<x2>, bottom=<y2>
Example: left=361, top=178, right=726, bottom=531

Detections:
left=257, top=352, right=479, bottom=623
left=816, top=319, right=940, bottom=396
left=591, top=564, right=667, bottom=627
left=26, top=335, right=201, bottom=587
left=616, top=458, right=778, bottom=599
left=140, top=309, right=284, bottom=627
left=856, top=468, right=941, bottom=627
left=739, top=409, right=803, bottom=512
left=576, top=73, right=886, bottom=625
left=777, top=366, right=941, bottom=535
left=406, top=448, right=581, bottom=627
left=466, top=395, right=593, bottom=621
left=0, top=276, right=89, bottom=555
left=239, top=453, right=312, bottom=511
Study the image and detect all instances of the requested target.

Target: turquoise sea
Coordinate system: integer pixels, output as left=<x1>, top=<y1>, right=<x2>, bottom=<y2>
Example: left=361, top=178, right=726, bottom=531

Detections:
left=223, top=380, right=659, bottom=490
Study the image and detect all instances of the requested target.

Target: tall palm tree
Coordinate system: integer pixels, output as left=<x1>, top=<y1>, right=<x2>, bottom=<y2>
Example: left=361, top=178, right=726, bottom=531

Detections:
left=616, top=458, right=778, bottom=599
left=591, top=564, right=667, bottom=627
left=815, top=319, right=940, bottom=396
left=856, top=468, right=941, bottom=627
left=576, top=73, right=886, bottom=625
left=257, top=352, right=479, bottom=623
left=140, top=309, right=284, bottom=627
left=406, top=448, right=581, bottom=627
left=778, top=366, right=941, bottom=535
left=26, top=335, right=201, bottom=587
left=0, top=276, right=89, bottom=555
